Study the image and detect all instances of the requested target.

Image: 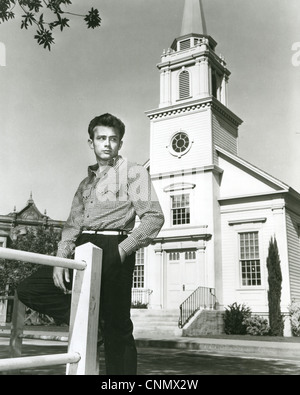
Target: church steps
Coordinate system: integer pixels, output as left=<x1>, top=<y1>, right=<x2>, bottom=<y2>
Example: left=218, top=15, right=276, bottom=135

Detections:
left=131, top=309, right=182, bottom=337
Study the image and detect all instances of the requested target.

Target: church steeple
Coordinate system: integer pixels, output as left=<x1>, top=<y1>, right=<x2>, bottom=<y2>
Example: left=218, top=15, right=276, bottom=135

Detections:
left=170, top=0, right=216, bottom=53
left=146, top=0, right=243, bottom=215
left=181, top=0, right=207, bottom=36
left=156, top=0, right=231, bottom=109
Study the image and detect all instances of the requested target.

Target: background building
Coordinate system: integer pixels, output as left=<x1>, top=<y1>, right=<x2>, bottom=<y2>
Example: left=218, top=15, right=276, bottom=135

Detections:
left=0, top=193, right=63, bottom=323
left=137, top=0, right=300, bottom=332
left=0, top=193, right=63, bottom=248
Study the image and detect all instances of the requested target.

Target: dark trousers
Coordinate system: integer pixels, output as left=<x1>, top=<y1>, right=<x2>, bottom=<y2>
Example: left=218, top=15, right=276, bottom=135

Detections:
left=17, top=233, right=137, bottom=375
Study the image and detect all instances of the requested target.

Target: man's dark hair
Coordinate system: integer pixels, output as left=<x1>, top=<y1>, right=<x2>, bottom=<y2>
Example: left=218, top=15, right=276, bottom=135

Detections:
left=88, top=113, right=125, bottom=140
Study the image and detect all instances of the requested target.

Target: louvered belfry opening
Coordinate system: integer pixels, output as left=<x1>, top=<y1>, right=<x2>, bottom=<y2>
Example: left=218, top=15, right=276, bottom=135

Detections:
left=179, top=38, right=191, bottom=51
left=179, top=70, right=190, bottom=99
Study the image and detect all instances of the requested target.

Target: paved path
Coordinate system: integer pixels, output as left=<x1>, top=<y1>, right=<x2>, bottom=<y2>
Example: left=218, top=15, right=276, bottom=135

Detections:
left=2, top=325, right=300, bottom=360
left=1, top=337, right=300, bottom=375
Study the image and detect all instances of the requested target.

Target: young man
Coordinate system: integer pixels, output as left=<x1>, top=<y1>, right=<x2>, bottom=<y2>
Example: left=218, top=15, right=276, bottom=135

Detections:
left=17, top=113, right=164, bottom=375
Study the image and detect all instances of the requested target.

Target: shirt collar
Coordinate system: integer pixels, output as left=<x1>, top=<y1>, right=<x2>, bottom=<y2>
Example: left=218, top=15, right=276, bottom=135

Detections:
left=88, top=155, right=123, bottom=177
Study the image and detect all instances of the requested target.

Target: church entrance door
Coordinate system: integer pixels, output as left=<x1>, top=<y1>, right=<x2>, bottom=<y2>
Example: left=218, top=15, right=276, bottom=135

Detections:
left=165, top=250, right=199, bottom=309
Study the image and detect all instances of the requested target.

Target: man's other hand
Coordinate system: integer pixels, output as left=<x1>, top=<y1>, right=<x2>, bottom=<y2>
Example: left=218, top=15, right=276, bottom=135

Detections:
left=118, top=246, right=127, bottom=263
left=53, top=267, right=71, bottom=294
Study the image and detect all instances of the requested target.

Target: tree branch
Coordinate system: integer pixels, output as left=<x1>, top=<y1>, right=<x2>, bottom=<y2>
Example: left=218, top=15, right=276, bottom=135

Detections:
left=0, top=0, right=101, bottom=50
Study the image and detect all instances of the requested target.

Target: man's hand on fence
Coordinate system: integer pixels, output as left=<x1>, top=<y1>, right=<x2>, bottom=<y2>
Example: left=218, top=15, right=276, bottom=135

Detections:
left=53, top=267, right=71, bottom=294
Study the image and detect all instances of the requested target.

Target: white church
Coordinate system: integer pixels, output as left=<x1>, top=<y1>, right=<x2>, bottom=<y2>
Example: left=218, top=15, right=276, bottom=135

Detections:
left=132, top=0, right=300, bottom=331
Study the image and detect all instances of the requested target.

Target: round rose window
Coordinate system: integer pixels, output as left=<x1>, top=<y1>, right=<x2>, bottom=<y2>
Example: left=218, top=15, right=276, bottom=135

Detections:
left=171, top=132, right=190, bottom=154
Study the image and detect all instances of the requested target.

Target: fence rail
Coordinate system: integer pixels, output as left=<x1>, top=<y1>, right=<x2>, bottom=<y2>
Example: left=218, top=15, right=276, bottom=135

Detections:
left=0, top=352, right=80, bottom=373
left=0, top=296, right=14, bottom=301
left=0, top=243, right=102, bottom=375
left=0, top=247, right=86, bottom=270
left=178, top=286, right=216, bottom=328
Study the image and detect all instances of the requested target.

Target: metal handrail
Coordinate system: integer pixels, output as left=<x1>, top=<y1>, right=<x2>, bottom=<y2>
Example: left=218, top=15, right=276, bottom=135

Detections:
left=131, top=288, right=153, bottom=308
left=178, top=286, right=216, bottom=328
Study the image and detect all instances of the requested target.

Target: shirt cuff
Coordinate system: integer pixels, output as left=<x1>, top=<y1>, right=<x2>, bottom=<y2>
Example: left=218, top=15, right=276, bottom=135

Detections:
left=119, top=236, right=139, bottom=256
left=56, top=242, right=75, bottom=259
left=56, top=250, right=69, bottom=259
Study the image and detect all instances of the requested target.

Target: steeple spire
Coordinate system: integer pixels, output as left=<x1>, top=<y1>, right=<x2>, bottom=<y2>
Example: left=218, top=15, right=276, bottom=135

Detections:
left=181, top=0, right=207, bottom=36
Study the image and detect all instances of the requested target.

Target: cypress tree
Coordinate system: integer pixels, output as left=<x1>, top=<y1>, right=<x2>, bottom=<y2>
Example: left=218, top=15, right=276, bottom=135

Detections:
left=266, top=236, right=284, bottom=336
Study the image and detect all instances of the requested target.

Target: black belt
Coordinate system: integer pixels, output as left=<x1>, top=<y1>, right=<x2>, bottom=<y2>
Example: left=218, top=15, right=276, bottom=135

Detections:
left=82, top=230, right=127, bottom=236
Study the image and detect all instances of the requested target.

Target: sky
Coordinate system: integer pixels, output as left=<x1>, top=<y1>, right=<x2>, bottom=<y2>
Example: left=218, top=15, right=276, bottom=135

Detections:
left=0, top=0, right=299, bottom=221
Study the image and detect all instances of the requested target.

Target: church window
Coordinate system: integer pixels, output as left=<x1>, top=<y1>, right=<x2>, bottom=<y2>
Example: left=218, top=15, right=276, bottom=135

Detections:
left=239, top=232, right=261, bottom=286
left=179, top=39, right=191, bottom=51
left=167, top=130, right=193, bottom=158
left=185, top=251, right=196, bottom=260
left=171, top=131, right=190, bottom=154
left=171, top=194, right=190, bottom=226
left=169, top=252, right=180, bottom=261
left=133, top=248, right=145, bottom=288
left=179, top=70, right=190, bottom=99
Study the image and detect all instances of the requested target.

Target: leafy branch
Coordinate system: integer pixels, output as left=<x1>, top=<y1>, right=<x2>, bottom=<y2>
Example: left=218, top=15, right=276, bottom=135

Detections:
left=0, top=0, right=101, bottom=50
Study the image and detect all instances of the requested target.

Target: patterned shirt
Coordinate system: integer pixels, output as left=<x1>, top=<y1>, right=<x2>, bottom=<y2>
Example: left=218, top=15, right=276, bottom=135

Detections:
left=56, top=156, right=165, bottom=259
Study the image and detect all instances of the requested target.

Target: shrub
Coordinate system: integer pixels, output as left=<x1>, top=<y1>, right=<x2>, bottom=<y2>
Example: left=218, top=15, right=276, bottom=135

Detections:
left=243, top=315, right=270, bottom=336
left=288, top=300, right=300, bottom=337
left=0, top=226, right=60, bottom=295
left=131, top=301, right=148, bottom=309
left=224, top=302, right=252, bottom=335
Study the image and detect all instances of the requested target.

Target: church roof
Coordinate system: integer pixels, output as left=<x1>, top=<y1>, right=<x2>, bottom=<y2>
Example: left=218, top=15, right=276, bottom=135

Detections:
left=216, top=146, right=300, bottom=200
left=181, top=0, right=207, bottom=36
left=170, top=0, right=217, bottom=52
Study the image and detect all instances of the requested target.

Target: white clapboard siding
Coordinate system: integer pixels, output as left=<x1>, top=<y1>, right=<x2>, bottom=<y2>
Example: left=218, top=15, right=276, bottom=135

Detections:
left=220, top=203, right=281, bottom=312
left=150, top=110, right=211, bottom=175
left=212, top=112, right=238, bottom=164
left=286, top=209, right=300, bottom=301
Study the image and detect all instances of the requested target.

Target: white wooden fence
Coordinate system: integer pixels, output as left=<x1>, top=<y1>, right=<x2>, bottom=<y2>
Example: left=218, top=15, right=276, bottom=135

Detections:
left=0, top=242, right=102, bottom=375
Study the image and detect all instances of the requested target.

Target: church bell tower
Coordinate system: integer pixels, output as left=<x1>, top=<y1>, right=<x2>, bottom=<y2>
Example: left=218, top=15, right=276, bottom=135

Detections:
left=160, top=0, right=227, bottom=108
left=146, top=0, right=243, bottom=178
left=145, top=0, right=243, bottom=309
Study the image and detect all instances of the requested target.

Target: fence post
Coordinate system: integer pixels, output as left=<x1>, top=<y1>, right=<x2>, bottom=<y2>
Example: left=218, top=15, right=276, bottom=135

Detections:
left=7, top=293, right=26, bottom=375
left=9, top=292, right=26, bottom=358
left=66, top=242, right=102, bottom=375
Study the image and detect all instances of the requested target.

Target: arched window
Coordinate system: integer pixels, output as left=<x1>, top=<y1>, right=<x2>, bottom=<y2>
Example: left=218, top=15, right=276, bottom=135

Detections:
left=179, top=70, right=190, bottom=99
